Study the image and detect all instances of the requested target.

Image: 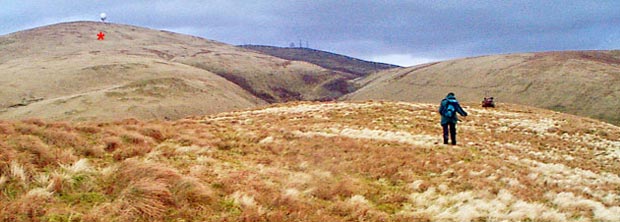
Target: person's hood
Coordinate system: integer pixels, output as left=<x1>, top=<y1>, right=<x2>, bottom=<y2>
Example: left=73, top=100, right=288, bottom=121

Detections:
left=445, top=94, right=456, bottom=100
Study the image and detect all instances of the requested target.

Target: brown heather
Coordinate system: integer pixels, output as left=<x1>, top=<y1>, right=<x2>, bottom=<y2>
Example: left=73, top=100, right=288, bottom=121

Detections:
left=0, top=101, right=619, bottom=221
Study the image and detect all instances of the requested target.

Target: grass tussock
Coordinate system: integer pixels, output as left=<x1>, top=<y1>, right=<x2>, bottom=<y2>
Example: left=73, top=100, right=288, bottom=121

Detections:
left=112, top=144, right=151, bottom=161
left=1, top=190, right=52, bottom=222
left=102, top=136, right=121, bottom=152
left=90, top=159, right=216, bottom=221
left=111, top=159, right=183, bottom=191
left=39, top=130, right=85, bottom=150
left=117, top=179, right=174, bottom=221
left=10, top=135, right=57, bottom=167
left=138, top=125, right=172, bottom=143
left=0, top=121, right=15, bottom=135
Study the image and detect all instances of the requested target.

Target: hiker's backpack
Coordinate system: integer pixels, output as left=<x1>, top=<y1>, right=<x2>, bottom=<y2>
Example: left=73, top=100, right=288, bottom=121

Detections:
left=443, top=102, right=456, bottom=118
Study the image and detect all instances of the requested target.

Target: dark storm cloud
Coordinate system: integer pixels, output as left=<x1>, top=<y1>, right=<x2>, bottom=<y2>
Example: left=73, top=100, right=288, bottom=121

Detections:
left=2, top=0, right=620, bottom=66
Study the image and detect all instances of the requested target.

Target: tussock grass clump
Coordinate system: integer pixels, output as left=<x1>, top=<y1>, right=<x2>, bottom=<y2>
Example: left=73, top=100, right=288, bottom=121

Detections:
left=39, top=129, right=103, bottom=157
left=110, top=132, right=155, bottom=160
left=9, top=161, right=28, bottom=184
left=336, top=195, right=391, bottom=221
left=116, top=179, right=174, bottom=221
left=1, top=189, right=53, bottom=222
left=14, top=123, right=41, bottom=136
left=111, top=159, right=182, bottom=190
left=112, top=146, right=152, bottom=161
left=75, top=125, right=101, bottom=134
left=0, top=142, right=17, bottom=169
left=10, top=135, right=56, bottom=167
left=138, top=125, right=173, bottom=143
left=311, top=177, right=358, bottom=201
left=102, top=136, right=121, bottom=152
left=78, top=145, right=104, bottom=158
left=120, top=132, right=154, bottom=145
left=38, top=130, right=85, bottom=149
left=271, top=188, right=304, bottom=211
left=96, top=159, right=215, bottom=220
left=173, top=176, right=214, bottom=204
left=46, top=172, right=68, bottom=194
left=0, top=121, right=15, bottom=135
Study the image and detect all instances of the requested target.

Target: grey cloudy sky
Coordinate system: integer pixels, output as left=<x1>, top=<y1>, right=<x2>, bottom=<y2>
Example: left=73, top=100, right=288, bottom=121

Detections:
left=2, top=0, right=620, bottom=66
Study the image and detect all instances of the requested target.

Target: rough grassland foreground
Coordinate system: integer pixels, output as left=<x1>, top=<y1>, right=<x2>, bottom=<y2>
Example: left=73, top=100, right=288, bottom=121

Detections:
left=1, top=101, right=619, bottom=221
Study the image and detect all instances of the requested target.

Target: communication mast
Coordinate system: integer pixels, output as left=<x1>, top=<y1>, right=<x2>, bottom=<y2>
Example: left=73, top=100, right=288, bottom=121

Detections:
left=100, top=13, right=107, bottom=22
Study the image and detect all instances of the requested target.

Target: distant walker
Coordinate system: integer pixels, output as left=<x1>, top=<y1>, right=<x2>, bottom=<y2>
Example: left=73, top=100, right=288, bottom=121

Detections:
left=482, top=97, right=495, bottom=108
left=438, top=92, right=468, bottom=145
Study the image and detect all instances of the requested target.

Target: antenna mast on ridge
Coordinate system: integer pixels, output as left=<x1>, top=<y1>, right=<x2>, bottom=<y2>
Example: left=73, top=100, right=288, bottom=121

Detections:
left=100, top=13, right=107, bottom=23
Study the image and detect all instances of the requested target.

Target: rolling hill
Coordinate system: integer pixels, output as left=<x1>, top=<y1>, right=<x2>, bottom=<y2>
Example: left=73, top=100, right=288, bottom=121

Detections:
left=239, top=45, right=400, bottom=77
left=1, top=101, right=619, bottom=221
left=0, top=21, right=358, bottom=121
left=342, top=51, right=620, bottom=125
left=2, top=21, right=619, bottom=127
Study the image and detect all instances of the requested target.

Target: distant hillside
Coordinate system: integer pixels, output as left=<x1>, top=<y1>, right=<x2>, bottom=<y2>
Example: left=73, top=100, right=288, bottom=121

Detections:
left=4, top=21, right=620, bottom=126
left=343, top=50, right=620, bottom=125
left=0, top=21, right=357, bottom=121
left=239, top=45, right=400, bottom=77
left=1, top=101, right=619, bottom=221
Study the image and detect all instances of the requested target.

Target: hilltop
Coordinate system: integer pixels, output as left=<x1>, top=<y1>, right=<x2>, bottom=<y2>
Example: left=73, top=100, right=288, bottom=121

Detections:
left=239, top=45, right=400, bottom=77
left=1, top=101, right=619, bottom=221
left=343, top=50, right=620, bottom=125
left=0, top=21, right=357, bottom=121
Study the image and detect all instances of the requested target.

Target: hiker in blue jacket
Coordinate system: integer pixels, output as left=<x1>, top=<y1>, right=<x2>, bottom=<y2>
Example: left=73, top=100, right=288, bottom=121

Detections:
left=439, top=92, right=468, bottom=145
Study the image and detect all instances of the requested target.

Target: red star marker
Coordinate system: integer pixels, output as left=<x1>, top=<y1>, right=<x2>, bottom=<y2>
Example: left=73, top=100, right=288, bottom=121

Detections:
left=97, top=32, right=105, bottom=40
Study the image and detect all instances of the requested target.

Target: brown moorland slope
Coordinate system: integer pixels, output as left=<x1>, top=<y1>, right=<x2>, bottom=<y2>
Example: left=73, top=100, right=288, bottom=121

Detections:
left=239, top=45, right=400, bottom=77
left=0, top=21, right=355, bottom=121
left=343, top=51, right=620, bottom=125
left=1, top=101, right=619, bottom=221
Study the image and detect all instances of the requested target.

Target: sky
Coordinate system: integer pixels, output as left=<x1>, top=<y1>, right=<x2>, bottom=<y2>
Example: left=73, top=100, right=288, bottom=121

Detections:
left=2, top=0, right=620, bottom=66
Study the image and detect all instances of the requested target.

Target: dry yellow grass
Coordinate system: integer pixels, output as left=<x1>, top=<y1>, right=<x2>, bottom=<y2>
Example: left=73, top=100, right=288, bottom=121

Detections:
left=0, top=101, right=619, bottom=221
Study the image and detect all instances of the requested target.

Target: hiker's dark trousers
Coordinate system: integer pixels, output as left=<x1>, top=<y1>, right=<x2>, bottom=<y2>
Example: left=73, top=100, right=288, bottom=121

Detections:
left=442, top=123, right=457, bottom=145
